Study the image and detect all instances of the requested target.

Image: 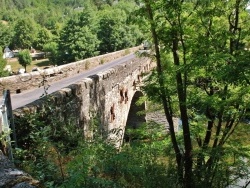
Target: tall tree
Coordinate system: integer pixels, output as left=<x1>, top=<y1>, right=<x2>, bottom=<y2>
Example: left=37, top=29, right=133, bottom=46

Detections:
left=97, top=1, right=142, bottom=54
left=43, top=42, right=58, bottom=66
left=58, top=8, right=99, bottom=64
left=141, top=0, right=250, bottom=187
left=0, top=22, right=14, bottom=49
left=11, top=18, right=37, bottom=49
left=33, top=27, right=52, bottom=51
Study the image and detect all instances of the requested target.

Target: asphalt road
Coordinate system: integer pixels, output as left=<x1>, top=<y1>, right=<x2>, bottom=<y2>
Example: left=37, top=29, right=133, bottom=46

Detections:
left=11, top=53, right=136, bottom=110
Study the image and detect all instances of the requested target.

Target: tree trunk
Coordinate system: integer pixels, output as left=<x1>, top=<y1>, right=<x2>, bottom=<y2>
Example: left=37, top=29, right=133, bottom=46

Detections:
left=172, top=27, right=193, bottom=187
left=144, top=0, right=183, bottom=179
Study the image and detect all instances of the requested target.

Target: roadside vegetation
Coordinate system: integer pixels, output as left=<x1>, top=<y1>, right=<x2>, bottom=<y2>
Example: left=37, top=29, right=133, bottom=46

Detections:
left=0, top=46, right=9, bottom=76
left=13, top=99, right=250, bottom=187
left=14, top=104, right=173, bottom=187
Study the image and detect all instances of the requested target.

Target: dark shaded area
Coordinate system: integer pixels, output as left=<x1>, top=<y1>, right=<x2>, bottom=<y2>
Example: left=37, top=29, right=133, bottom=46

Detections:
left=124, top=91, right=146, bottom=142
left=35, top=60, right=50, bottom=67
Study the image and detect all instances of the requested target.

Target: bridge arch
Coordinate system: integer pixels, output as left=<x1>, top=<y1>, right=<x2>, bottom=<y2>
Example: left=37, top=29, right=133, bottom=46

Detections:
left=126, top=91, right=146, bottom=129
left=123, top=91, right=146, bottom=142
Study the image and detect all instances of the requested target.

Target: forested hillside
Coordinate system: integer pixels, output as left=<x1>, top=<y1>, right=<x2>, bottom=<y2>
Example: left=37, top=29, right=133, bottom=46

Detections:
left=0, top=0, right=120, bottom=28
left=0, top=0, right=144, bottom=65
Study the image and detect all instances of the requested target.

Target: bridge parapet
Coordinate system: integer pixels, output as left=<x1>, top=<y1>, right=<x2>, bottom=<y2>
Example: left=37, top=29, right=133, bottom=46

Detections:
left=13, top=56, right=155, bottom=148
left=0, top=47, right=140, bottom=95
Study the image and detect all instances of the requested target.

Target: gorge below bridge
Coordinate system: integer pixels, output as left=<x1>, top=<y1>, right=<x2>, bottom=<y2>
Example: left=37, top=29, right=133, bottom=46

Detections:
left=2, top=47, right=155, bottom=146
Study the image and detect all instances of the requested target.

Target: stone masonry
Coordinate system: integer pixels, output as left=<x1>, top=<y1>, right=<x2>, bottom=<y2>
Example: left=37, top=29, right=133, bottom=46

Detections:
left=13, top=54, right=154, bottom=147
left=1, top=47, right=140, bottom=95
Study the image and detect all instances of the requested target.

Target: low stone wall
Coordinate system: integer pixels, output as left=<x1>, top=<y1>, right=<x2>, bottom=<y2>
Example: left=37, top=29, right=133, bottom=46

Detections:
left=0, top=47, right=140, bottom=95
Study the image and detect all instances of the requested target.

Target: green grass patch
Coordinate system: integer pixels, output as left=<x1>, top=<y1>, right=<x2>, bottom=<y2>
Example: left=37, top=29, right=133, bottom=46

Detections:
left=7, top=58, right=51, bottom=73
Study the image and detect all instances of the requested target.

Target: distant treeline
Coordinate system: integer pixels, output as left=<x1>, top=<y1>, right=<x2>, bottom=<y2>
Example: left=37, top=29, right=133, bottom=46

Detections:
left=0, top=0, right=146, bottom=65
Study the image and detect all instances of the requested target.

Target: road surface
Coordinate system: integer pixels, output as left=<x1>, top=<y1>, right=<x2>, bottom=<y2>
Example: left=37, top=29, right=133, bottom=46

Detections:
left=11, top=53, right=136, bottom=110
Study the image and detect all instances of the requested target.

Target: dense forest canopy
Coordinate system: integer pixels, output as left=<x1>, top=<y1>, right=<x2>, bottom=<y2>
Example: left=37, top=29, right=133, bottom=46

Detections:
left=0, top=0, right=143, bottom=65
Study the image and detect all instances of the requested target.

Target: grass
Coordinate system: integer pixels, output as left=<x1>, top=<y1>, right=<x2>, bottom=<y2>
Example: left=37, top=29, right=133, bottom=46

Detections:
left=7, top=58, right=51, bottom=73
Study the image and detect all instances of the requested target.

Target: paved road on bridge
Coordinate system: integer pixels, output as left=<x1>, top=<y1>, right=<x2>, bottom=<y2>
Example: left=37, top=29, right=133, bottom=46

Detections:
left=11, top=53, right=136, bottom=110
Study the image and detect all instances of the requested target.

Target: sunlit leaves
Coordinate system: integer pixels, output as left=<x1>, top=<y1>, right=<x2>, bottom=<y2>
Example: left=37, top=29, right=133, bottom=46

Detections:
left=18, top=49, right=32, bottom=72
left=97, top=2, right=142, bottom=54
left=33, top=27, right=52, bottom=51
left=58, top=10, right=100, bottom=63
left=140, top=0, right=250, bottom=186
left=12, top=18, right=37, bottom=49
left=0, top=46, right=8, bottom=77
left=0, top=22, right=13, bottom=49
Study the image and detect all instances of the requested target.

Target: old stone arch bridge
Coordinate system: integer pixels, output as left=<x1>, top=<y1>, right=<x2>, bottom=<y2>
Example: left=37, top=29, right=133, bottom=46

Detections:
left=10, top=49, right=155, bottom=146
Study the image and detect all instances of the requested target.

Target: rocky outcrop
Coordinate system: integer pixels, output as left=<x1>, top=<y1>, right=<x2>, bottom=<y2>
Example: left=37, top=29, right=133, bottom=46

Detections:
left=0, top=151, right=39, bottom=188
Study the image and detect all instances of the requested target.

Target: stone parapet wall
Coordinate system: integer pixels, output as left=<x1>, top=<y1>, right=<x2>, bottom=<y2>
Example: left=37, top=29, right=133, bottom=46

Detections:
left=0, top=47, right=140, bottom=95
left=13, top=57, right=154, bottom=138
left=13, top=56, right=152, bottom=116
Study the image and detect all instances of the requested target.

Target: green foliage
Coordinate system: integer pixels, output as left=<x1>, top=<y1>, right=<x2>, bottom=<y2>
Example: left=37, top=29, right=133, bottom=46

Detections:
left=0, top=47, right=9, bottom=77
left=33, top=27, right=52, bottom=51
left=43, top=42, right=58, bottom=65
left=58, top=9, right=100, bottom=64
left=92, top=0, right=116, bottom=9
left=0, top=22, right=14, bottom=49
left=140, top=0, right=250, bottom=187
left=12, top=18, right=37, bottom=49
left=14, top=96, right=84, bottom=186
left=18, top=49, right=32, bottom=72
left=0, top=0, right=144, bottom=70
left=97, top=2, right=142, bottom=54
left=59, top=123, right=173, bottom=188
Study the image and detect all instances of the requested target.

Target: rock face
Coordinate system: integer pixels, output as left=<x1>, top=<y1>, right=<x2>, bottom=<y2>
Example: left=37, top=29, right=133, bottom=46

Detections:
left=0, top=151, right=39, bottom=188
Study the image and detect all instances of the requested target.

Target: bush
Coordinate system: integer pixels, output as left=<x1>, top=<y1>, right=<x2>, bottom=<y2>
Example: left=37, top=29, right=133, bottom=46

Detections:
left=13, top=97, right=84, bottom=186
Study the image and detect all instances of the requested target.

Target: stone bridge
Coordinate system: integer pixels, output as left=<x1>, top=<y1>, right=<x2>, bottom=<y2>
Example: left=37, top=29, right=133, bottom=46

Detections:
left=12, top=50, right=154, bottom=147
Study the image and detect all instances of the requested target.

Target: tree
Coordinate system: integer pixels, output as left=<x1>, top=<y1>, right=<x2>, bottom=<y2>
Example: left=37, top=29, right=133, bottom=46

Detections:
left=141, top=0, right=250, bottom=187
left=33, top=27, right=52, bottom=51
left=43, top=42, right=58, bottom=66
left=58, top=9, right=100, bottom=64
left=0, top=22, right=14, bottom=49
left=97, top=2, right=142, bottom=54
left=11, top=18, right=37, bottom=49
left=18, top=49, right=32, bottom=72
left=93, top=0, right=117, bottom=9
